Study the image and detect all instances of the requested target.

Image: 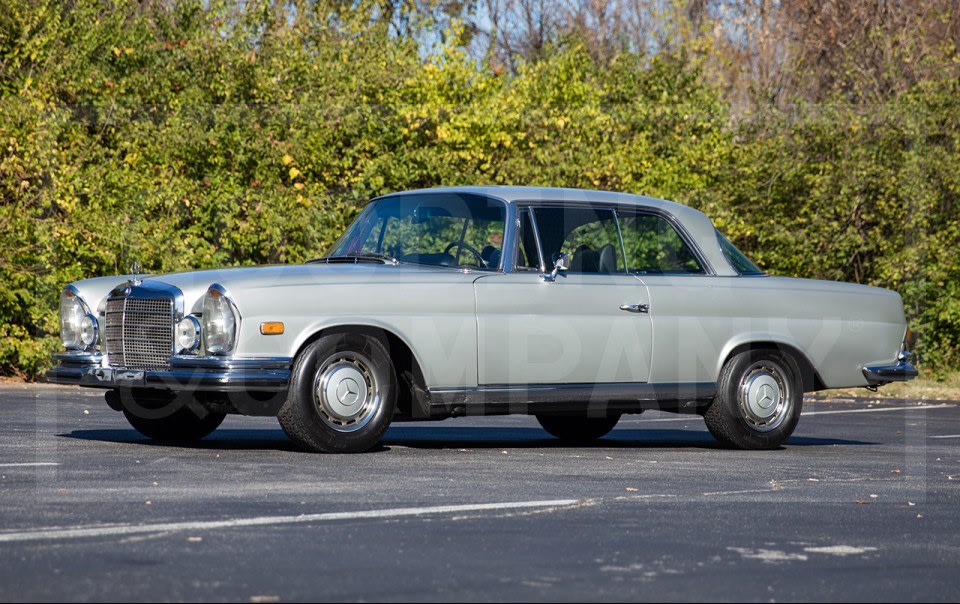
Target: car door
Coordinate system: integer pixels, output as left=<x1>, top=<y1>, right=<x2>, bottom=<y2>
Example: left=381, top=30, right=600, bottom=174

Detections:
left=474, top=205, right=653, bottom=386
left=616, top=208, right=718, bottom=383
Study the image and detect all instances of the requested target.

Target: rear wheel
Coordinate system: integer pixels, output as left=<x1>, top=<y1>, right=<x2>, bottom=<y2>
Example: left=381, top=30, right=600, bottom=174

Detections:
left=278, top=333, right=396, bottom=453
left=536, top=413, right=621, bottom=443
left=114, top=390, right=225, bottom=441
left=703, top=349, right=803, bottom=450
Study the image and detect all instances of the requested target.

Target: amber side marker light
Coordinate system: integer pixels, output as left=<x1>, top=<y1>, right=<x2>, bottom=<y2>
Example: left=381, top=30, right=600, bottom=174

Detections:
left=260, top=322, right=285, bottom=335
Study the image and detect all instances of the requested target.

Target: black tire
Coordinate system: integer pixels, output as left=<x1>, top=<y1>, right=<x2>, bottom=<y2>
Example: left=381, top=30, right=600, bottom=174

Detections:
left=703, top=349, right=803, bottom=450
left=117, top=391, right=225, bottom=441
left=278, top=333, right=397, bottom=453
left=536, top=413, right=621, bottom=442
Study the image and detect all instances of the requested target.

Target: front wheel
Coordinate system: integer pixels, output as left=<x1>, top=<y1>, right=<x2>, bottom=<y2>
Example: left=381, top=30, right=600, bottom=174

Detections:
left=703, top=349, right=803, bottom=450
left=278, top=333, right=397, bottom=453
left=115, top=390, right=225, bottom=441
left=536, top=413, right=621, bottom=443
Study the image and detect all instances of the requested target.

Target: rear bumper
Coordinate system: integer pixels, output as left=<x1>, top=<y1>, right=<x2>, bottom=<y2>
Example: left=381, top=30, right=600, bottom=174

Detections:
left=46, top=353, right=292, bottom=392
left=862, top=358, right=918, bottom=385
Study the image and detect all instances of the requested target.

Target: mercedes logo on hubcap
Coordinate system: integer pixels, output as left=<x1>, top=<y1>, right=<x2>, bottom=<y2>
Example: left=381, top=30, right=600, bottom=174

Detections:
left=336, top=378, right=361, bottom=406
left=756, top=383, right=776, bottom=409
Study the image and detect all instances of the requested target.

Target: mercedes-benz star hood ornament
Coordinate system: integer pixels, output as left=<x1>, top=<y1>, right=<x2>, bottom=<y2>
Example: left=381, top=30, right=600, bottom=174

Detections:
left=130, top=260, right=143, bottom=286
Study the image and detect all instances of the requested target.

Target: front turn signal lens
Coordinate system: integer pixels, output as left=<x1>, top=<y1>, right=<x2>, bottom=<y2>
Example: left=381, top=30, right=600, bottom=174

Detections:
left=260, top=322, right=284, bottom=335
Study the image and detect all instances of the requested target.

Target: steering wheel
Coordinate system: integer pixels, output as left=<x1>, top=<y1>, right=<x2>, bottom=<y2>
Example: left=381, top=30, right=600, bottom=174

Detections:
left=443, top=241, right=487, bottom=267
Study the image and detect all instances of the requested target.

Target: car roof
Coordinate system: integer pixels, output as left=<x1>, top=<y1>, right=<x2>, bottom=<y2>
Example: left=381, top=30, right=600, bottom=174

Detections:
left=379, top=186, right=684, bottom=211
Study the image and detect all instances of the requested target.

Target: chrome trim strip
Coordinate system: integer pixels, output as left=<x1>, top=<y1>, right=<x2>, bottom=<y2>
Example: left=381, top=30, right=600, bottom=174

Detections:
left=499, top=201, right=516, bottom=273
left=863, top=360, right=918, bottom=385
left=168, top=356, right=293, bottom=370
left=425, top=382, right=716, bottom=417
left=429, top=382, right=717, bottom=405
left=52, top=351, right=102, bottom=365
left=612, top=210, right=629, bottom=272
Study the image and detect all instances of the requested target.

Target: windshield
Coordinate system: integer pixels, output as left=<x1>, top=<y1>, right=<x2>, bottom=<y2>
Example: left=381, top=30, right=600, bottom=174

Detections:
left=324, top=193, right=507, bottom=270
left=716, top=230, right=765, bottom=275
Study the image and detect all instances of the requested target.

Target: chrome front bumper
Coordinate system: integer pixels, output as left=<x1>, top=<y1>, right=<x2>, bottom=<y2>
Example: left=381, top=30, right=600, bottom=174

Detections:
left=46, top=353, right=292, bottom=392
left=862, top=354, right=919, bottom=385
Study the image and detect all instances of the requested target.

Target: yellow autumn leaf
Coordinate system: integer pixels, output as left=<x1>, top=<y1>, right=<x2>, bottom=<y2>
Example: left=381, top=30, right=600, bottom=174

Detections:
left=281, top=154, right=293, bottom=165
left=112, top=47, right=121, bottom=57
left=289, top=167, right=301, bottom=179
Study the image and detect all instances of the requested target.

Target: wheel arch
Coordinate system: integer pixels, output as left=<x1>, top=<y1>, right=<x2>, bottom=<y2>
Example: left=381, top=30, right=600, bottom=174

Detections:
left=292, top=323, right=430, bottom=418
left=719, top=338, right=826, bottom=393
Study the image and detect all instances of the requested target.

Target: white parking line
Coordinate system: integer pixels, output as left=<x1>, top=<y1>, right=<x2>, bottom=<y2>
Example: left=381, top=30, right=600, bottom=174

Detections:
left=802, top=403, right=955, bottom=416
left=0, top=500, right=581, bottom=544
left=929, top=435, right=960, bottom=439
left=0, top=462, right=60, bottom=468
left=624, top=403, right=956, bottom=423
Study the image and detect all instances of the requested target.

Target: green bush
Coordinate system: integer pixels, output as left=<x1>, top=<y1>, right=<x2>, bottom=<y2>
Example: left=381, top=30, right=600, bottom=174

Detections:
left=1, top=0, right=957, bottom=378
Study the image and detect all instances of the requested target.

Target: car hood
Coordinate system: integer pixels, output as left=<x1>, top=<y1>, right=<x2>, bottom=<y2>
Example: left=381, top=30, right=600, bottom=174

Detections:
left=69, top=263, right=479, bottom=315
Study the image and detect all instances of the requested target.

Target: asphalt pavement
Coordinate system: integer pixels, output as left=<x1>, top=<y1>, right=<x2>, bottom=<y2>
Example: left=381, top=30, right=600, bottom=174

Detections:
left=1, top=384, right=959, bottom=602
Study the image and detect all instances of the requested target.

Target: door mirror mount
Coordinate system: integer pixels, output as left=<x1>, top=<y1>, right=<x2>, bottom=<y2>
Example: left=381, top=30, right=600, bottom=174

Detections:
left=541, top=252, right=570, bottom=282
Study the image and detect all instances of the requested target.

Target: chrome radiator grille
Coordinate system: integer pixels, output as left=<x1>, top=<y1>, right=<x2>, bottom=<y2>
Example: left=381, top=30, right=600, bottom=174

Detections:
left=104, top=297, right=175, bottom=370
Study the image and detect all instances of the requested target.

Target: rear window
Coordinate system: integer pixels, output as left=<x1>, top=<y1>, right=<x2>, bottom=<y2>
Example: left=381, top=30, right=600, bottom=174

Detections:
left=716, top=230, right=764, bottom=275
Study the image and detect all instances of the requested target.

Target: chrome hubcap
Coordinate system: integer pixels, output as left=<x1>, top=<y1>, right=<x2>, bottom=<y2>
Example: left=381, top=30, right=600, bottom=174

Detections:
left=738, top=361, right=791, bottom=432
left=313, top=352, right=379, bottom=432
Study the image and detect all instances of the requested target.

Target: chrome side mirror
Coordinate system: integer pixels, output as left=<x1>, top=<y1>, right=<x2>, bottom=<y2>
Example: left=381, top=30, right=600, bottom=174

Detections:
left=541, top=252, right=570, bottom=282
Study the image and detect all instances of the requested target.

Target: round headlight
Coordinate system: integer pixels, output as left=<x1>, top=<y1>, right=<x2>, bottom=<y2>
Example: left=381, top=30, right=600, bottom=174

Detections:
left=202, top=285, right=238, bottom=355
left=59, top=288, right=87, bottom=350
left=79, top=313, right=99, bottom=348
left=177, top=315, right=202, bottom=353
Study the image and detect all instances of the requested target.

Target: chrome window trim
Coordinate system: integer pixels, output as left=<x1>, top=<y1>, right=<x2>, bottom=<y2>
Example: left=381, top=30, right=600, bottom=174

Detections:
left=500, top=200, right=518, bottom=273
left=525, top=206, right=547, bottom=273
left=515, top=200, right=716, bottom=276
left=518, top=201, right=718, bottom=276
left=715, top=229, right=767, bottom=277
left=612, top=211, right=629, bottom=273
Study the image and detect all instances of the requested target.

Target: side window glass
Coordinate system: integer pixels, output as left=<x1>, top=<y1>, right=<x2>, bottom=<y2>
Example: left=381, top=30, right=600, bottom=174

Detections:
left=533, top=207, right=624, bottom=274
left=618, top=212, right=704, bottom=274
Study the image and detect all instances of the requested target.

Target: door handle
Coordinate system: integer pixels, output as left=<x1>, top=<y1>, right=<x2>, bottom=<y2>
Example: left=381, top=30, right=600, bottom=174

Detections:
left=619, top=303, right=649, bottom=314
